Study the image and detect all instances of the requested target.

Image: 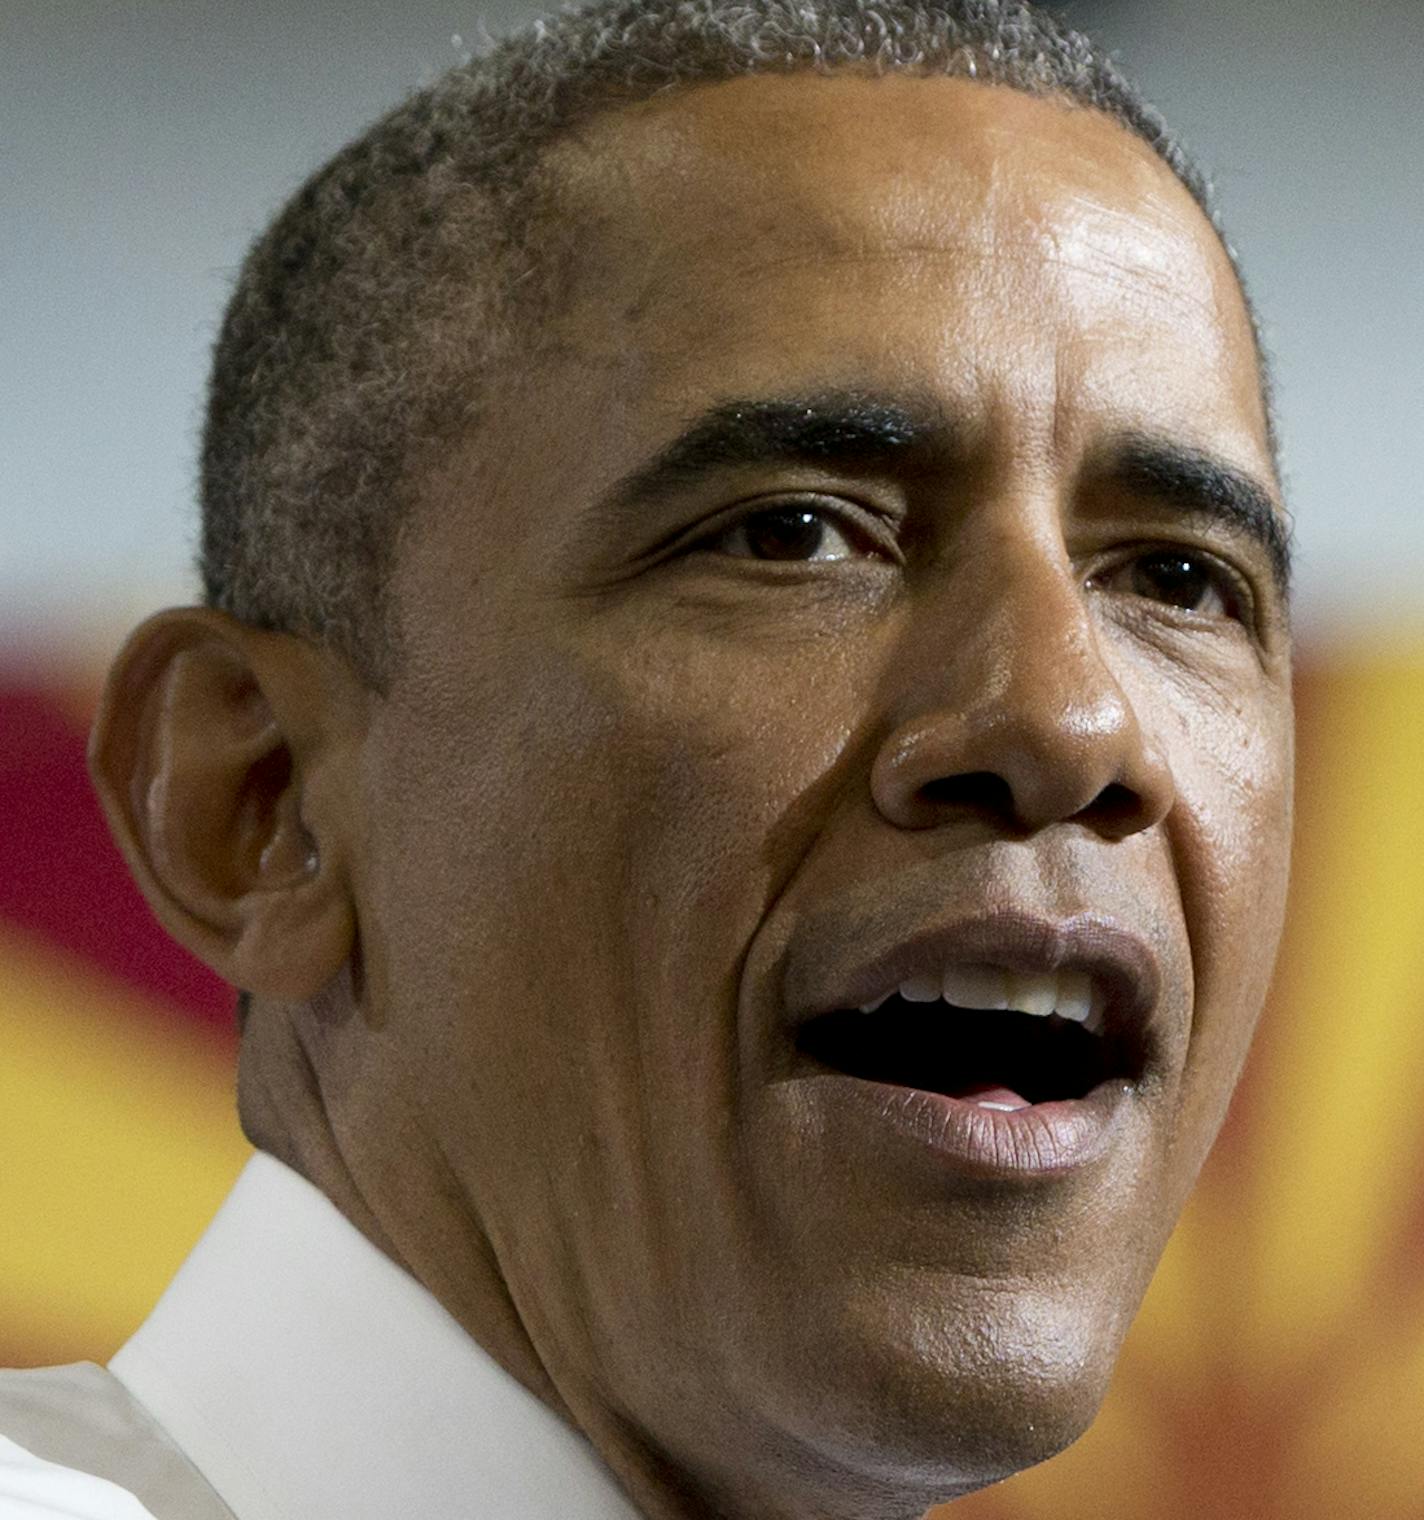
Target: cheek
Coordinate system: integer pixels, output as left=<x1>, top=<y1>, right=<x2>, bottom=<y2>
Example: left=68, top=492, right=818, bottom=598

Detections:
left=1130, top=656, right=1293, bottom=1155
left=555, top=619, right=869, bottom=924
left=355, top=619, right=869, bottom=1132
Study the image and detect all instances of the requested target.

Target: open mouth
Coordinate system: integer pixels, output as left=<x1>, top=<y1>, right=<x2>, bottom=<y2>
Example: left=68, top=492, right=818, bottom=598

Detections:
left=795, top=995, right=1122, bottom=1108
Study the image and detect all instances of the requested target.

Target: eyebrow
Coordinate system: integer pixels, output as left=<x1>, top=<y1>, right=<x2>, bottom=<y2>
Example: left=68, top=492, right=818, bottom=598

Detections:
left=592, top=392, right=1292, bottom=603
left=597, top=392, right=942, bottom=513
left=1099, top=434, right=1293, bottom=604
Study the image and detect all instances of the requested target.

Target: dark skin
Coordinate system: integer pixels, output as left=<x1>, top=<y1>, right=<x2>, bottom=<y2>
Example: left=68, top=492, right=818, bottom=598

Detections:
left=91, top=76, right=1293, bottom=1519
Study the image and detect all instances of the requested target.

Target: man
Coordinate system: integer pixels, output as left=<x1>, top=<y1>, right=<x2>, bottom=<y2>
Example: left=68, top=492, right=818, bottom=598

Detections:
left=1, top=0, right=1294, bottom=1514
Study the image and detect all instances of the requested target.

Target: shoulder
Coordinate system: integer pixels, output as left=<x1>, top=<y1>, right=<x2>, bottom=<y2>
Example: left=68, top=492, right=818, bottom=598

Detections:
left=0, top=1364, right=233, bottom=1520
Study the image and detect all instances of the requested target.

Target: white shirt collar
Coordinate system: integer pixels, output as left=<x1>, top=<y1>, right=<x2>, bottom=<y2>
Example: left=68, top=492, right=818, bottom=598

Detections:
left=109, top=1152, right=644, bottom=1520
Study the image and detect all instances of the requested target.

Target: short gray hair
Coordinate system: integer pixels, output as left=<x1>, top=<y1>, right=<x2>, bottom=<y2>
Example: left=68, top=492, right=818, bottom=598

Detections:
left=200, top=0, right=1265, bottom=684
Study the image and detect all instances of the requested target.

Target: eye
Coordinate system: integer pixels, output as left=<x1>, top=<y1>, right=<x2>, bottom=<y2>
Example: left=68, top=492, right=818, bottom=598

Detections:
left=707, top=503, right=865, bottom=563
left=1093, top=547, right=1247, bottom=621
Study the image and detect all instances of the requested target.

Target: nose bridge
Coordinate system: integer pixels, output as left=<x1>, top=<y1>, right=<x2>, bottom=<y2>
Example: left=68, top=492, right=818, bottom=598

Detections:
left=969, top=533, right=1122, bottom=740
left=872, top=510, right=1173, bottom=837
left=906, top=501, right=1106, bottom=717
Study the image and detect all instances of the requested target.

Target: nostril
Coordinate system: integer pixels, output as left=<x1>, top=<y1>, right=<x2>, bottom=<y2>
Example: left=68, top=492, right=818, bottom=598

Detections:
left=1080, top=781, right=1144, bottom=831
left=913, top=773, right=1148, bottom=836
left=919, top=771, right=1016, bottom=818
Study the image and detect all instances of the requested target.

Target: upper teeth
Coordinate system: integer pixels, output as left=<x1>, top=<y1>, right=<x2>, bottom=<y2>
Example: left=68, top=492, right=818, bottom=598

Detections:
left=860, top=965, right=1104, bottom=1031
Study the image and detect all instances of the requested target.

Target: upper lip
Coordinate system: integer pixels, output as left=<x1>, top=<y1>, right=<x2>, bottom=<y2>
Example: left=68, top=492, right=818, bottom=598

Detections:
left=780, top=905, right=1166, bottom=1074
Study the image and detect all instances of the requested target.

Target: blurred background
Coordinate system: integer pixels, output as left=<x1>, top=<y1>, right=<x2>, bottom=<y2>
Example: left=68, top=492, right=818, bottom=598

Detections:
left=2, top=0, right=1421, bottom=1515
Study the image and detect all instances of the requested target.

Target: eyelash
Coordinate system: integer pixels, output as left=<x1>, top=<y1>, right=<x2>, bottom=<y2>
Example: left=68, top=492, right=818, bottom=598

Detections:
left=696, top=500, right=1254, bottom=624
left=1087, top=545, right=1254, bottom=625
left=701, top=499, right=888, bottom=564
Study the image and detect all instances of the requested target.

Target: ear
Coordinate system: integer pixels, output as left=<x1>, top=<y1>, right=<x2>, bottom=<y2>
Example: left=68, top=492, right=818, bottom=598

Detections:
left=88, top=607, right=366, bottom=1002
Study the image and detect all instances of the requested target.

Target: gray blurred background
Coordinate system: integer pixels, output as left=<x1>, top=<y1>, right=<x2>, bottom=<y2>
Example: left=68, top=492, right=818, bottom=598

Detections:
left=3, top=0, right=1421, bottom=655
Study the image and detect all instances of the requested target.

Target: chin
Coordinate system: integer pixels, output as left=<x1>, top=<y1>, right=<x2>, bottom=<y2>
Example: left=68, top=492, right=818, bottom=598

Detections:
left=915, top=1364, right=1109, bottom=1496
left=740, top=1281, right=1125, bottom=1507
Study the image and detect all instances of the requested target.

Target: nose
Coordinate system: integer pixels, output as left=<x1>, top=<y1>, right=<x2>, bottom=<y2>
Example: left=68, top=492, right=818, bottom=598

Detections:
left=869, top=541, right=1175, bottom=841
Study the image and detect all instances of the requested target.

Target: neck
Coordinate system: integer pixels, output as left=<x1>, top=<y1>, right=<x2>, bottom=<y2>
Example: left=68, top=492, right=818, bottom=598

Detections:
left=234, top=1002, right=958, bottom=1520
left=235, top=1000, right=573, bottom=1424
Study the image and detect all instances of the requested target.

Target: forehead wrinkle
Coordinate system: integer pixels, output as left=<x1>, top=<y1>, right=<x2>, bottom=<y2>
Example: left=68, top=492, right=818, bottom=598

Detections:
left=1033, top=199, right=1230, bottom=328
left=586, top=176, right=1232, bottom=356
left=548, top=79, right=1241, bottom=354
left=595, top=240, right=1230, bottom=402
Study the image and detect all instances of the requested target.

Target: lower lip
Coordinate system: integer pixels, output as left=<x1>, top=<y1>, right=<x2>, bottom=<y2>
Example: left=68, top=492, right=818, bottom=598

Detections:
left=793, top=1073, right=1136, bottom=1181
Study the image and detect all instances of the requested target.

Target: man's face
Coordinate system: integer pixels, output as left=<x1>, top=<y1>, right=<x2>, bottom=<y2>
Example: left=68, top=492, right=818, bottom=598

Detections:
left=344, top=76, right=1292, bottom=1514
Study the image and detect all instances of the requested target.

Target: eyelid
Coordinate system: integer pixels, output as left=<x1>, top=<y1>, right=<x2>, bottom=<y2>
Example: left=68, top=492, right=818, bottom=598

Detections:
left=688, top=493, right=904, bottom=564
left=1090, top=542, right=1258, bottom=626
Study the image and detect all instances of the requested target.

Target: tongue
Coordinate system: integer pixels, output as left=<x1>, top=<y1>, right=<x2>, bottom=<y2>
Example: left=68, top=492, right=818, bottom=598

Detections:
left=952, top=1082, right=1032, bottom=1111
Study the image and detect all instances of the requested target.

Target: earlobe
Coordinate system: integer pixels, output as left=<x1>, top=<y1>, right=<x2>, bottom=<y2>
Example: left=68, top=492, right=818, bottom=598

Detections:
left=89, top=607, right=363, bottom=1002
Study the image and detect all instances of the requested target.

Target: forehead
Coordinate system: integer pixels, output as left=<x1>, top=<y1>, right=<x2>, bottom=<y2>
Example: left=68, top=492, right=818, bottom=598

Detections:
left=528, top=73, right=1268, bottom=461
left=560, top=71, right=1200, bottom=259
